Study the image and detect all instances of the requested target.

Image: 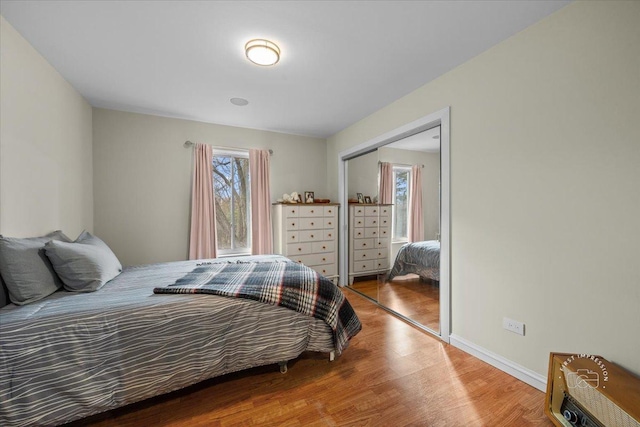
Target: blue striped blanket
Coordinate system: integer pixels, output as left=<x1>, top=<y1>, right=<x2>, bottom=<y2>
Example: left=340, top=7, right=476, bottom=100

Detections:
left=154, top=258, right=361, bottom=354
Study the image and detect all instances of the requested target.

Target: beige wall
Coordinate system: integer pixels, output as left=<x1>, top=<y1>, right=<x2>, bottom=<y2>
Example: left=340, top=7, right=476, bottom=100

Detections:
left=93, top=108, right=327, bottom=266
left=0, top=16, right=93, bottom=239
left=328, top=1, right=640, bottom=376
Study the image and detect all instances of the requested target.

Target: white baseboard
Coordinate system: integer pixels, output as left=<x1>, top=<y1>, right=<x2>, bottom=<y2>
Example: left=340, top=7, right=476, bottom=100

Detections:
left=449, top=334, right=547, bottom=392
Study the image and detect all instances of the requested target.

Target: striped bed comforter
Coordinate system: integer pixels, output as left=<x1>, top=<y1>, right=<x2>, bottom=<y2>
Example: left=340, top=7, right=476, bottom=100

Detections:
left=0, top=255, right=358, bottom=427
left=388, top=240, right=440, bottom=282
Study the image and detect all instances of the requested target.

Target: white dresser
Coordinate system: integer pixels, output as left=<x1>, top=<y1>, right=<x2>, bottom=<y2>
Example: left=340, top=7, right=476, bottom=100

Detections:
left=348, top=204, right=392, bottom=284
left=272, top=204, right=339, bottom=283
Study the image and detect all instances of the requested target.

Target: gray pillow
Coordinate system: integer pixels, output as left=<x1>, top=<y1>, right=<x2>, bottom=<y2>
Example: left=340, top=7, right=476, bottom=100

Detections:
left=0, top=231, right=72, bottom=305
left=44, top=231, right=122, bottom=292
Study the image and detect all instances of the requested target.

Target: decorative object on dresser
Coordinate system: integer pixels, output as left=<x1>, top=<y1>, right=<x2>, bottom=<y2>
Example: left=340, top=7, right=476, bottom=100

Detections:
left=348, top=204, right=392, bottom=284
left=364, top=196, right=372, bottom=204
left=356, top=193, right=364, bottom=204
left=272, top=203, right=339, bottom=283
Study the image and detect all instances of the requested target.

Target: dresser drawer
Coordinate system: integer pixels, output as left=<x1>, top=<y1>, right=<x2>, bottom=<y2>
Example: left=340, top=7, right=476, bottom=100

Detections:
left=364, top=206, right=380, bottom=217
left=312, top=241, right=335, bottom=253
left=376, top=237, right=389, bottom=249
left=323, top=206, right=337, bottom=217
left=353, top=260, right=374, bottom=273
left=364, top=227, right=380, bottom=238
left=299, top=217, right=323, bottom=229
left=353, top=228, right=365, bottom=239
left=285, top=219, right=299, bottom=230
left=364, top=216, right=379, bottom=227
left=353, top=238, right=374, bottom=250
left=374, top=248, right=387, bottom=259
left=353, top=217, right=365, bottom=227
left=378, top=228, right=389, bottom=238
left=293, top=253, right=335, bottom=266
left=314, top=264, right=337, bottom=278
left=379, top=206, right=391, bottom=217
left=286, top=231, right=299, bottom=243
left=353, top=206, right=365, bottom=216
left=379, top=216, right=390, bottom=228
left=284, top=206, right=299, bottom=218
left=354, top=248, right=379, bottom=262
left=374, top=258, right=390, bottom=270
left=323, top=229, right=336, bottom=240
left=299, top=230, right=323, bottom=242
left=287, top=242, right=312, bottom=255
left=323, top=217, right=336, bottom=229
left=298, top=206, right=323, bottom=217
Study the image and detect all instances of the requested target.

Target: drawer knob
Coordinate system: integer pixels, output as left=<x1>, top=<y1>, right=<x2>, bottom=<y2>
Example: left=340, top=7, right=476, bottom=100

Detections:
left=362, top=254, right=367, bottom=258
left=322, top=270, right=327, bottom=273
left=311, top=210, right=314, bottom=213
left=311, top=222, right=314, bottom=226
left=373, top=220, right=377, bottom=224
left=362, top=243, right=367, bottom=247
left=322, top=246, right=326, bottom=250
left=328, top=233, right=332, bottom=237
left=298, top=248, right=302, bottom=251
left=291, top=223, right=295, bottom=226
left=328, top=210, right=332, bottom=213
left=322, top=257, right=326, bottom=261
left=373, top=231, right=377, bottom=235
left=292, top=236, right=296, bottom=239
left=310, top=234, right=314, bottom=238
left=328, top=222, right=332, bottom=225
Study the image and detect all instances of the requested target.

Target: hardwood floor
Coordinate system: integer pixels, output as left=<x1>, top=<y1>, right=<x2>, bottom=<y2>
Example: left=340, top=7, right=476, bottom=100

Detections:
left=68, top=290, right=552, bottom=427
left=351, top=275, right=440, bottom=331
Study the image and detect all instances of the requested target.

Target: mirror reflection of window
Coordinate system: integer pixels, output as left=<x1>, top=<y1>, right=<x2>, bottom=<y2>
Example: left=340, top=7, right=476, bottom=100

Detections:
left=392, top=166, right=410, bottom=242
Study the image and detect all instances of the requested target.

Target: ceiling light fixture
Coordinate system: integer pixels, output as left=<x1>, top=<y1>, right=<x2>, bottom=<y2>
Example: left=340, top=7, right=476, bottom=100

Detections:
left=245, top=39, right=280, bottom=66
left=230, top=97, right=249, bottom=106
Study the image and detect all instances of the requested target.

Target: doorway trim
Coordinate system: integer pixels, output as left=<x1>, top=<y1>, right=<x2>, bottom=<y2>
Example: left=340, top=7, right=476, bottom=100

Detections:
left=338, top=106, right=450, bottom=342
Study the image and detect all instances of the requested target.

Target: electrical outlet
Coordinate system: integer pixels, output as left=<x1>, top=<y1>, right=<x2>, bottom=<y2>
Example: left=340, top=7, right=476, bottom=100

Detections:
left=503, top=317, right=525, bottom=336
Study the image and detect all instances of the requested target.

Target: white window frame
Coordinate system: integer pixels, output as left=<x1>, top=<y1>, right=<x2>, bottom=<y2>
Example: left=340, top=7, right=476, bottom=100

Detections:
left=212, top=148, right=251, bottom=257
left=391, top=165, right=411, bottom=243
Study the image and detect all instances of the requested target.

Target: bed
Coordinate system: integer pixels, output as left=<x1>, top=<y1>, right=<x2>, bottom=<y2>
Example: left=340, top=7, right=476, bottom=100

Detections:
left=0, top=254, right=361, bottom=427
left=387, top=240, right=440, bottom=282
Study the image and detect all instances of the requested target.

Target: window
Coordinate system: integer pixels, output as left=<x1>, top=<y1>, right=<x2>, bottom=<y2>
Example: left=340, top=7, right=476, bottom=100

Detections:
left=392, top=166, right=411, bottom=241
left=212, top=151, right=251, bottom=255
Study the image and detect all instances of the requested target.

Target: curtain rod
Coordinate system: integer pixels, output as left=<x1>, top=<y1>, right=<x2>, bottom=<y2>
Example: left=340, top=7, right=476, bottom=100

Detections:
left=379, top=160, right=424, bottom=168
left=184, top=140, right=273, bottom=155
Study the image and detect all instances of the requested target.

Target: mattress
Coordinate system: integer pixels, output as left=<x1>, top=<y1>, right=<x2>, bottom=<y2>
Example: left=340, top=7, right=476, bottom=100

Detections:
left=0, top=255, right=335, bottom=427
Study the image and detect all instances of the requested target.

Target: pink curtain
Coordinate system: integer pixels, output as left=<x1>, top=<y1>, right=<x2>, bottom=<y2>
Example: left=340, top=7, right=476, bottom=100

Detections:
left=189, top=143, right=217, bottom=259
left=378, top=162, right=393, bottom=204
left=249, top=149, right=273, bottom=255
left=408, top=165, right=424, bottom=242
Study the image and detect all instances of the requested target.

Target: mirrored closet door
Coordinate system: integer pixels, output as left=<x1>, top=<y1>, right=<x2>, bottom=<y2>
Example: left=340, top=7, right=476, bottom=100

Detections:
left=345, top=126, right=443, bottom=335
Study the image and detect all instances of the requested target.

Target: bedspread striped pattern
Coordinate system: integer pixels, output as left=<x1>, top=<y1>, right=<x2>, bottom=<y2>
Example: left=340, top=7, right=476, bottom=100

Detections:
left=0, top=256, right=336, bottom=427
left=153, top=259, right=361, bottom=354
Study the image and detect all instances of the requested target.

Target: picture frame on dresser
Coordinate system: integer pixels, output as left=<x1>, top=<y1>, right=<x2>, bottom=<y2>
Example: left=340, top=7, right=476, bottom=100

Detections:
left=304, top=191, right=315, bottom=203
left=364, top=196, right=372, bottom=204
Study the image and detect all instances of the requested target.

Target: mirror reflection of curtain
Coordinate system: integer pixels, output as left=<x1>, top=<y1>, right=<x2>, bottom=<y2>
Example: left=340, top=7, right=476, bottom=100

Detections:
left=408, top=164, right=424, bottom=242
left=379, top=162, right=393, bottom=204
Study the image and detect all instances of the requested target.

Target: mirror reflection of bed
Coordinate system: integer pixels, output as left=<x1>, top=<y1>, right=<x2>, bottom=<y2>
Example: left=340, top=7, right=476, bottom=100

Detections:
left=347, top=125, right=441, bottom=334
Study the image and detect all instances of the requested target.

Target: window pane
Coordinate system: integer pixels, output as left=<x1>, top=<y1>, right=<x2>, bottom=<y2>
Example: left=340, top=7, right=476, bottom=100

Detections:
left=212, top=155, right=251, bottom=253
left=394, top=170, right=408, bottom=240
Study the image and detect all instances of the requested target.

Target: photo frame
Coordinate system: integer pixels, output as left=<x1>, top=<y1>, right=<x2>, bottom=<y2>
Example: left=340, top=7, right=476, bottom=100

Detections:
left=304, top=191, right=315, bottom=203
left=357, top=193, right=364, bottom=204
left=364, top=196, right=372, bottom=204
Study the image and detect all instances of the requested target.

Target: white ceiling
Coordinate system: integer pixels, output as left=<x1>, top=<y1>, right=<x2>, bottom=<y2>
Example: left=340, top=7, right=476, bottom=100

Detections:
left=0, top=1, right=571, bottom=138
left=387, top=126, right=441, bottom=153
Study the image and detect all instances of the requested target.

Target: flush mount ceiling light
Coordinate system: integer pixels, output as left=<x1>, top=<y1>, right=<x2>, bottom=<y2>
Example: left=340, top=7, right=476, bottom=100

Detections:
left=245, top=39, right=280, bottom=66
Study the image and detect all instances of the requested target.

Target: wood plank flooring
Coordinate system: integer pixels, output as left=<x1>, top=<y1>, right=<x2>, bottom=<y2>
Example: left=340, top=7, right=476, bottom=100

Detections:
left=351, top=275, right=440, bottom=331
left=68, top=290, right=552, bottom=427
